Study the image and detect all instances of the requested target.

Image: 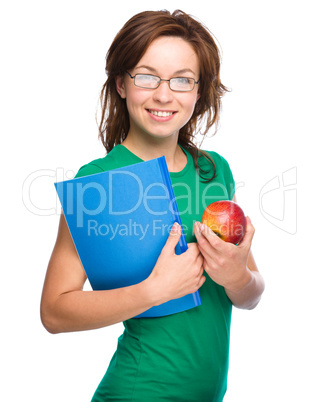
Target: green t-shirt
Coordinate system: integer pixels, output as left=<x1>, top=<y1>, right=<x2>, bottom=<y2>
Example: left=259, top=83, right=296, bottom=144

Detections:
left=75, top=144, right=235, bottom=402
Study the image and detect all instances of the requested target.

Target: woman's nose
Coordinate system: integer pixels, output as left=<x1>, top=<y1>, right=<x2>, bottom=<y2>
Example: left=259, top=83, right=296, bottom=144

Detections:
left=152, top=81, right=174, bottom=103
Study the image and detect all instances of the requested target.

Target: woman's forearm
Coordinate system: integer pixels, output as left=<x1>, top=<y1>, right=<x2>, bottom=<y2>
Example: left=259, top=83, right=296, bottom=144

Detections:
left=225, top=270, right=265, bottom=310
left=41, top=280, right=156, bottom=334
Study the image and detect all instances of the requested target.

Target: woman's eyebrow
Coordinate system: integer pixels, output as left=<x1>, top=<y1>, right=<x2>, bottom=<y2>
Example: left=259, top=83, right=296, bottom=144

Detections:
left=134, top=65, right=196, bottom=76
left=134, top=65, right=157, bottom=73
left=174, top=68, right=196, bottom=76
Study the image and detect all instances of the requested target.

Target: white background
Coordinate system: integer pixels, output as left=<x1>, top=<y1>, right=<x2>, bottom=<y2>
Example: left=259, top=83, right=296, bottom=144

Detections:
left=1, top=0, right=318, bottom=400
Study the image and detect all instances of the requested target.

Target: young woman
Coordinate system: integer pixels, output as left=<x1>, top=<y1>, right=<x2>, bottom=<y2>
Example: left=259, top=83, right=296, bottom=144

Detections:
left=41, top=10, right=265, bottom=401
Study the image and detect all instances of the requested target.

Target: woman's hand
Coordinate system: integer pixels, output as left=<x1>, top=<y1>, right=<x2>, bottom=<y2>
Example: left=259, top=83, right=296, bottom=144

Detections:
left=194, top=217, right=254, bottom=292
left=146, top=222, right=206, bottom=306
left=194, top=217, right=264, bottom=309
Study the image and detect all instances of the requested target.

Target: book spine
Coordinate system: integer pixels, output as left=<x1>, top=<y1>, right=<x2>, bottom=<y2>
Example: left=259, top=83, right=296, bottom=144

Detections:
left=157, top=156, right=188, bottom=253
left=157, top=157, right=202, bottom=309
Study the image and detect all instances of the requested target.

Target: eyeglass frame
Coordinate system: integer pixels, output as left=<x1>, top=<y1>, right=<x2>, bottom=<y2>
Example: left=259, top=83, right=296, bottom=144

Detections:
left=125, top=71, right=200, bottom=92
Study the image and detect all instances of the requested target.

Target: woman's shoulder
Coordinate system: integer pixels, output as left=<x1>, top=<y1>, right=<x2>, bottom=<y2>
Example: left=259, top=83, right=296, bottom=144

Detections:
left=198, top=149, right=232, bottom=172
left=74, top=145, right=129, bottom=178
left=75, top=156, right=111, bottom=179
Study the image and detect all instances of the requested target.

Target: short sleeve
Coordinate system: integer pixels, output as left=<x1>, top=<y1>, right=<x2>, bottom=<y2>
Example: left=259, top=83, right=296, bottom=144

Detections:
left=74, top=163, right=104, bottom=179
left=217, top=154, right=236, bottom=200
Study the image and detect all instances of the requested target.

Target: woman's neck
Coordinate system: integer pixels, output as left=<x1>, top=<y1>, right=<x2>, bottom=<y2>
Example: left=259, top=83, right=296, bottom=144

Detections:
left=121, top=134, right=187, bottom=172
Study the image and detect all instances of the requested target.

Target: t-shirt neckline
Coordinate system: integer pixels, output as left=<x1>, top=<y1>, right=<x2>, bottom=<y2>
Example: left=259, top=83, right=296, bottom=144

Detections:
left=117, top=144, right=192, bottom=178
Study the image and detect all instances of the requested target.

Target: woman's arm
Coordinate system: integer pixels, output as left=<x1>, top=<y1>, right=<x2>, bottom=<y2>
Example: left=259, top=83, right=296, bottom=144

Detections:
left=194, top=197, right=265, bottom=310
left=40, top=217, right=205, bottom=334
left=224, top=246, right=265, bottom=310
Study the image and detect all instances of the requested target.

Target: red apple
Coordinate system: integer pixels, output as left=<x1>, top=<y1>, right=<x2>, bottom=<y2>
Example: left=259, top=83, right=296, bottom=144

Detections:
left=201, top=200, right=247, bottom=244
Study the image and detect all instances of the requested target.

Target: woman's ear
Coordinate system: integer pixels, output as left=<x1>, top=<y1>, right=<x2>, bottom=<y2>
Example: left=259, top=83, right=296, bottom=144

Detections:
left=115, top=76, right=126, bottom=99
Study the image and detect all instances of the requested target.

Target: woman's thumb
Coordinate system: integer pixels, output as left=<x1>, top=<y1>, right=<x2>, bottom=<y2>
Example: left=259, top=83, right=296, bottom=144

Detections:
left=163, top=222, right=182, bottom=254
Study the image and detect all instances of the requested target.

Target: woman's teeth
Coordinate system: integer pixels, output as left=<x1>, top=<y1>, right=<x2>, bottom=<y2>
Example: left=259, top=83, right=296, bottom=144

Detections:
left=149, top=110, right=174, bottom=117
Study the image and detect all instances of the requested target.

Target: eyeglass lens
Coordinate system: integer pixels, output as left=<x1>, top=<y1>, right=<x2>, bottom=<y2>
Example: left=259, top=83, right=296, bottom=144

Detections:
left=134, top=74, right=195, bottom=91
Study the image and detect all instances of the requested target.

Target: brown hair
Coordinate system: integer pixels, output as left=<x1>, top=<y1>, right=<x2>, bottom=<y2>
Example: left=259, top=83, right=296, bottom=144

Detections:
left=98, top=10, right=229, bottom=181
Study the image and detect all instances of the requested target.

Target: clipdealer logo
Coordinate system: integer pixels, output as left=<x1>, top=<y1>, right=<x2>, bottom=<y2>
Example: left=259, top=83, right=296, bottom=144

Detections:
left=22, top=166, right=298, bottom=235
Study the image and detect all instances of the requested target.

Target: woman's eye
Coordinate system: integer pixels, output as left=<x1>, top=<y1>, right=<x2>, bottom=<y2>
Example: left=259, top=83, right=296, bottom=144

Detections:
left=176, top=77, right=190, bottom=84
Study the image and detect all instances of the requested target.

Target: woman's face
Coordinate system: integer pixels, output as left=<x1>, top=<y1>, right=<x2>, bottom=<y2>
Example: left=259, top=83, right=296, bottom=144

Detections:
left=117, top=36, right=200, bottom=143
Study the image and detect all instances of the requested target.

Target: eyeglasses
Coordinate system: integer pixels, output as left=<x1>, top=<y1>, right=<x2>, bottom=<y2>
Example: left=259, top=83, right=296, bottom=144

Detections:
left=126, top=71, right=200, bottom=92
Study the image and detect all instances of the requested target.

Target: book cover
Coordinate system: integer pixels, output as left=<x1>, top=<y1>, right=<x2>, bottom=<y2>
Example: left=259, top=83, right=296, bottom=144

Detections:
left=55, top=156, right=202, bottom=318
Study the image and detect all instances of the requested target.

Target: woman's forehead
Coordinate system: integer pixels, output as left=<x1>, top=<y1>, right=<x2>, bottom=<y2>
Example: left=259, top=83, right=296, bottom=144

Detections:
left=134, top=36, right=200, bottom=76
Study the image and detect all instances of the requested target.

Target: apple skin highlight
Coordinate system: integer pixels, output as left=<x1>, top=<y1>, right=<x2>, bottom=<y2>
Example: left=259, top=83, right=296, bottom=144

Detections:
left=201, top=201, right=247, bottom=245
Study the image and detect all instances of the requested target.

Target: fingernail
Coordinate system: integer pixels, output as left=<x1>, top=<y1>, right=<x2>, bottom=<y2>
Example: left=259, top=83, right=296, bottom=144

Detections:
left=196, top=222, right=204, bottom=232
left=171, top=222, right=180, bottom=232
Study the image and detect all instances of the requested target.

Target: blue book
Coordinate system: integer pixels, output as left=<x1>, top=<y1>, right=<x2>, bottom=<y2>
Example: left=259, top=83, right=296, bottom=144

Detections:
left=55, top=156, right=202, bottom=318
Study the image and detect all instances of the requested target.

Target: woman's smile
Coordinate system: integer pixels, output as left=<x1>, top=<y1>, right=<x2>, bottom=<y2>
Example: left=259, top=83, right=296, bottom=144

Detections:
left=146, top=108, right=176, bottom=121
